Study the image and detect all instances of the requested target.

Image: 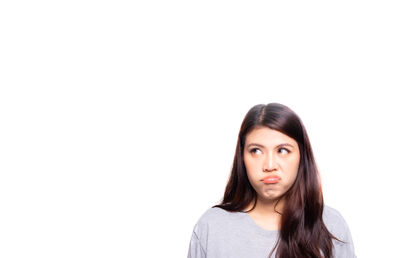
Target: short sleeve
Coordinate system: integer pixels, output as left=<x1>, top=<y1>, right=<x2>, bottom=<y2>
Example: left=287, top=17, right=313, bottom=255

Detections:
left=323, top=206, right=357, bottom=258
left=187, top=230, right=206, bottom=258
left=335, top=215, right=357, bottom=258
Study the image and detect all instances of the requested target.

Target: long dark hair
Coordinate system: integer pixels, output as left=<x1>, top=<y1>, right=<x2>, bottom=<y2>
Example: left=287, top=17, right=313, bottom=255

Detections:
left=212, top=103, right=340, bottom=258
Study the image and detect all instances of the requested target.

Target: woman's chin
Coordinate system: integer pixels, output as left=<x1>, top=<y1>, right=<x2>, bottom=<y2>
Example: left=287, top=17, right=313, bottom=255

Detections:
left=258, top=192, right=282, bottom=203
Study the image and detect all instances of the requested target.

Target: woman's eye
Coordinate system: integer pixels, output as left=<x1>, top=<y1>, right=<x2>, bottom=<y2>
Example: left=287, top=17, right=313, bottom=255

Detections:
left=250, top=148, right=262, bottom=155
left=278, top=148, right=290, bottom=155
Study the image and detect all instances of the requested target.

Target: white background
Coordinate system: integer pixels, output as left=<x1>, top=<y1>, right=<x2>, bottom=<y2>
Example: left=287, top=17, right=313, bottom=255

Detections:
left=1, top=1, right=399, bottom=257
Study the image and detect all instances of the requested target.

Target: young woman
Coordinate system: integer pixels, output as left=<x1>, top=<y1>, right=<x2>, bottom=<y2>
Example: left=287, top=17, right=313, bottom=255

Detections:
left=187, top=103, right=356, bottom=258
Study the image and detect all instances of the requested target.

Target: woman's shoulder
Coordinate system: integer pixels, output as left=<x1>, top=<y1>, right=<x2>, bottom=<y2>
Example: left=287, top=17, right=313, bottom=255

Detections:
left=195, top=206, right=239, bottom=225
left=192, top=206, right=244, bottom=233
left=323, top=205, right=346, bottom=221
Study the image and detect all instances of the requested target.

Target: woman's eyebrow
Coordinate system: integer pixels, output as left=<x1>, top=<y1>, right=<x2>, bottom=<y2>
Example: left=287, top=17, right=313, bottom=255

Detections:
left=246, top=143, right=294, bottom=149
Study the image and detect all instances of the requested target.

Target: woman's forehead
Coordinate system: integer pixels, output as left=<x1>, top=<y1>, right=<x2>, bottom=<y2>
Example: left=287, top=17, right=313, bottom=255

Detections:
left=245, top=127, right=298, bottom=146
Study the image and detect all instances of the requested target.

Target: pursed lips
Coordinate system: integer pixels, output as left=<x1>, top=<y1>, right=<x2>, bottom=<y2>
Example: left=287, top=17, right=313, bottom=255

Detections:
left=261, top=175, right=281, bottom=184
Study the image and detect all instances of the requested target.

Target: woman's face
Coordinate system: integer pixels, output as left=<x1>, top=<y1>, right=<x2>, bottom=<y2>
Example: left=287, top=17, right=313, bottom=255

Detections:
left=243, top=126, right=300, bottom=202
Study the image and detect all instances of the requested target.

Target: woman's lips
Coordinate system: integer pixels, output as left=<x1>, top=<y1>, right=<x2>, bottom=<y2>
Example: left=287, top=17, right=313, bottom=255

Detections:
left=261, top=175, right=281, bottom=184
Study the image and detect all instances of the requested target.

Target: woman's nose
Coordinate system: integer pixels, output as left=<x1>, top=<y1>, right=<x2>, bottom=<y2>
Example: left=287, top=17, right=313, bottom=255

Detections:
left=262, top=153, right=277, bottom=172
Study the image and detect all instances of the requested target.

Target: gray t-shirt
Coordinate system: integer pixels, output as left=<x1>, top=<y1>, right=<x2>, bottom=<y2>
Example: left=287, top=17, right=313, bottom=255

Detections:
left=187, top=205, right=356, bottom=258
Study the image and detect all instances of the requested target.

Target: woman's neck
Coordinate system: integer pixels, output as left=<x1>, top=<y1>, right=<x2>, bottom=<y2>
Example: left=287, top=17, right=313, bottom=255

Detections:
left=244, top=196, right=285, bottom=231
left=246, top=196, right=285, bottom=216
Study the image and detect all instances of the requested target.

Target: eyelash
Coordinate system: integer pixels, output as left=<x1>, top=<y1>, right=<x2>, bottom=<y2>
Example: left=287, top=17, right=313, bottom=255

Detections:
left=249, top=148, right=291, bottom=154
